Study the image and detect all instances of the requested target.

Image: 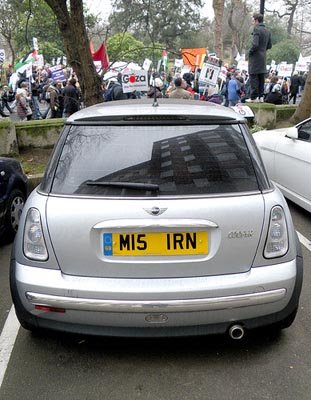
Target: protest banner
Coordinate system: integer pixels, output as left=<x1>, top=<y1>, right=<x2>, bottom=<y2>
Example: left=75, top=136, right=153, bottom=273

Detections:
left=237, top=60, right=249, bottom=72
left=142, top=58, right=152, bottom=71
left=199, top=62, right=220, bottom=86
left=174, top=59, right=184, bottom=69
left=121, top=69, right=149, bottom=93
left=277, top=63, right=293, bottom=77
left=49, top=65, right=67, bottom=82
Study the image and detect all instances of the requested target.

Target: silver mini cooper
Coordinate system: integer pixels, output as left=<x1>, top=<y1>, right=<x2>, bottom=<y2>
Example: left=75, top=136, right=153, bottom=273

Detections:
left=10, top=99, right=303, bottom=339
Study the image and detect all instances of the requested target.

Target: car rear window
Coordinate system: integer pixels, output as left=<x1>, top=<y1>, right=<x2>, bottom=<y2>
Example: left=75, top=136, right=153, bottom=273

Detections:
left=51, top=124, right=259, bottom=197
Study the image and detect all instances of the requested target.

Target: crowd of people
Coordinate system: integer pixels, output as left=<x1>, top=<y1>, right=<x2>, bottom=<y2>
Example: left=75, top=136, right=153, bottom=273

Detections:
left=0, top=65, right=82, bottom=121
left=0, top=13, right=307, bottom=120
left=0, top=58, right=307, bottom=122
left=102, top=66, right=307, bottom=108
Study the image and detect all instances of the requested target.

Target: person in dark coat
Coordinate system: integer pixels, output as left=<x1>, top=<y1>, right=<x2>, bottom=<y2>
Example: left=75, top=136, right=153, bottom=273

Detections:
left=63, top=78, right=80, bottom=117
left=247, top=13, right=272, bottom=102
left=265, top=83, right=282, bottom=105
left=289, top=71, right=301, bottom=104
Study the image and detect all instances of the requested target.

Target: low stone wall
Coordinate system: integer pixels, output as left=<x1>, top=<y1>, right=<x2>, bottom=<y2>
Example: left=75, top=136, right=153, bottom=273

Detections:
left=15, top=118, right=65, bottom=149
left=0, top=118, right=65, bottom=156
left=245, top=103, right=297, bottom=129
left=0, top=119, right=19, bottom=155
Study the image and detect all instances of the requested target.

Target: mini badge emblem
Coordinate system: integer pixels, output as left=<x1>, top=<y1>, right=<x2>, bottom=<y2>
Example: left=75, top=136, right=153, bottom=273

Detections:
left=144, top=207, right=167, bottom=216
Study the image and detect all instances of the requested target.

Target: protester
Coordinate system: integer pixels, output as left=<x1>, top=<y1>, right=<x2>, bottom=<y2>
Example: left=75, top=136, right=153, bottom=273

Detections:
left=227, top=72, right=241, bottom=106
left=281, top=78, right=289, bottom=104
left=169, top=77, right=193, bottom=99
left=63, top=78, right=80, bottom=117
left=182, top=72, right=195, bottom=96
left=1, top=86, right=14, bottom=114
left=56, top=80, right=65, bottom=117
left=264, top=74, right=278, bottom=100
left=147, top=77, right=164, bottom=98
left=265, top=83, right=283, bottom=104
left=222, top=72, right=231, bottom=106
left=289, top=71, right=301, bottom=104
left=41, top=78, right=53, bottom=119
left=47, top=81, right=61, bottom=118
left=247, top=13, right=272, bottom=103
left=204, top=84, right=222, bottom=104
left=31, top=76, right=42, bottom=119
left=16, top=82, right=32, bottom=121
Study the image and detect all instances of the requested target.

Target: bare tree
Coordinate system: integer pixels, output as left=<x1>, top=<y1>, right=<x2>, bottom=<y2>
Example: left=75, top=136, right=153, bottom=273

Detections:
left=212, top=0, right=225, bottom=58
left=0, top=0, right=20, bottom=64
left=227, top=0, right=250, bottom=63
left=265, top=0, right=299, bottom=38
left=44, top=0, right=103, bottom=107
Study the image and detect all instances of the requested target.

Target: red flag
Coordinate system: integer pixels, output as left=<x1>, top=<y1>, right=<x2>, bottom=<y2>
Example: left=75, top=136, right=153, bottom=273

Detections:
left=91, top=42, right=109, bottom=70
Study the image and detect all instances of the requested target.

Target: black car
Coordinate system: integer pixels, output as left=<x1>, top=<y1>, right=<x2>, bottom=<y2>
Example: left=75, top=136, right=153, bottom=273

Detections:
left=0, top=157, right=28, bottom=243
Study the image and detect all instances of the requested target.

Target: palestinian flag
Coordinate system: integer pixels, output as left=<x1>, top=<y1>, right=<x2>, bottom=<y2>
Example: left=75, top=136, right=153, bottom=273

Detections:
left=14, top=49, right=38, bottom=72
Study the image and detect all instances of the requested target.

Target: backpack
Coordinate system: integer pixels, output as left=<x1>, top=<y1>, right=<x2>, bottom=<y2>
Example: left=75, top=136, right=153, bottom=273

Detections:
left=111, top=84, right=127, bottom=100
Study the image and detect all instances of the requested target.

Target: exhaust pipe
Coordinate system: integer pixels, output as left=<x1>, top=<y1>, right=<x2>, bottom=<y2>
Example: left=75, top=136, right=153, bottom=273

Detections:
left=228, top=324, right=245, bottom=340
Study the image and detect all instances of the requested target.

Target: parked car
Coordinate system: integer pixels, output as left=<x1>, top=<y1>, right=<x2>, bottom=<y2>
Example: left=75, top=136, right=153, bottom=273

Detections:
left=0, top=157, right=28, bottom=243
left=10, top=99, right=303, bottom=339
left=253, top=118, right=311, bottom=213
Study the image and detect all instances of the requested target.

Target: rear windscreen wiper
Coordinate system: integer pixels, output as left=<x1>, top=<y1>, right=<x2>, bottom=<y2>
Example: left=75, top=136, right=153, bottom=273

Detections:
left=86, top=180, right=159, bottom=191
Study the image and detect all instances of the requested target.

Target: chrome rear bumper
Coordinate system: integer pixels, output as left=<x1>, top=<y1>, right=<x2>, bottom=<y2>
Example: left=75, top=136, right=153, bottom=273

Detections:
left=26, top=288, right=286, bottom=313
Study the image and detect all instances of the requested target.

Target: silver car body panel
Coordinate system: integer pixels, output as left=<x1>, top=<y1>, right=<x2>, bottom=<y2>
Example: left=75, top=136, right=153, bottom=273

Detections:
left=44, top=193, right=265, bottom=278
left=66, top=99, right=246, bottom=122
left=15, top=258, right=295, bottom=327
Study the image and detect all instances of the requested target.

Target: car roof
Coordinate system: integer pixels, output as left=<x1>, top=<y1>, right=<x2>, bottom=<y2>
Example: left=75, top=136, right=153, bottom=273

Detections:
left=66, top=99, right=245, bottom=123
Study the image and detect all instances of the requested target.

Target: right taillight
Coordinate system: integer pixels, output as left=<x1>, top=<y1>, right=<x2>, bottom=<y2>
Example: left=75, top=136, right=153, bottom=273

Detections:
left=264, top=206, right=288, bottom=258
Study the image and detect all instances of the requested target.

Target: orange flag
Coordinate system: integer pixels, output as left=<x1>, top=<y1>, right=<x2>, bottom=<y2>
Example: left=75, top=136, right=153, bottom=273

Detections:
left=181, top=48, right=207, bottom=72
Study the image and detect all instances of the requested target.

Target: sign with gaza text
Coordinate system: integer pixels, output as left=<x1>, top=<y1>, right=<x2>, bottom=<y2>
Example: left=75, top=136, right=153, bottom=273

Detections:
left=277, top=63, right=293, bottom=77
left=199, top=62, right=220, bottom=86
left=121, top=69, right=149, bottom=93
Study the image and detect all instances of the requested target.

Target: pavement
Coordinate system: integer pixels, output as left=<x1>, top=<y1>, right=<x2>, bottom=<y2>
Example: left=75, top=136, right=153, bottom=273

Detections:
left=3, top=100, right=49, bottom=122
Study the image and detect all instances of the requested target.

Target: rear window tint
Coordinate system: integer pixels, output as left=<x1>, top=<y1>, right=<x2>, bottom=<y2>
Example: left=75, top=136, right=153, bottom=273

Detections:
left=51, top=124, right=259, bottom=196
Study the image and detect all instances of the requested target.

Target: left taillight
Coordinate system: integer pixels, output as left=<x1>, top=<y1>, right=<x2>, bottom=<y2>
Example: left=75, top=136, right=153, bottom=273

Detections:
left=23, top=208, right=48, bottom=261
left=264, top=205, right=288, bottom=259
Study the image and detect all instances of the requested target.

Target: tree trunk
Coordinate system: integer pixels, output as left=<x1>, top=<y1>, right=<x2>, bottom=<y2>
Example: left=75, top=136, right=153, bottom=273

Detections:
left=290, top=69, right=311, bottom=124
left=44, top=0, right=103, bottom=107
left=213, top=0, right=225, bottom=59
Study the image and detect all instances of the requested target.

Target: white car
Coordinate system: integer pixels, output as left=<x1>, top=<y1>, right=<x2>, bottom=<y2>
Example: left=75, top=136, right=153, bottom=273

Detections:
left=253, top=118, right=311, bottom=213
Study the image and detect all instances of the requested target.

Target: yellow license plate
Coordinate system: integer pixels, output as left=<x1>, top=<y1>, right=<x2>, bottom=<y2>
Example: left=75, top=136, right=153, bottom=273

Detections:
left=103, top=232, right=208, bottom=256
